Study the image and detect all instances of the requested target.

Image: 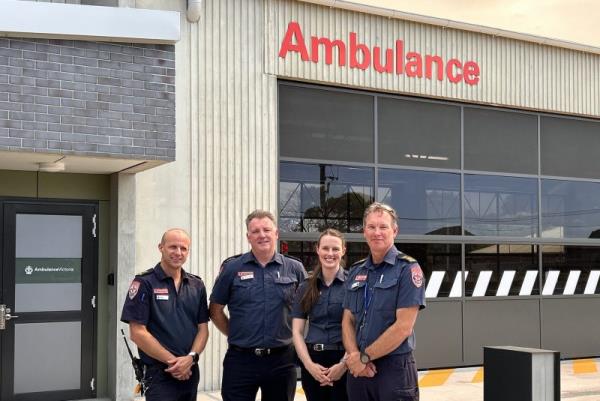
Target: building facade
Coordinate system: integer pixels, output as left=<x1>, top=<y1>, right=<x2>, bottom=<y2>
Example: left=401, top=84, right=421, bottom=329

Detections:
left=1, top=0, right=600, bottom=400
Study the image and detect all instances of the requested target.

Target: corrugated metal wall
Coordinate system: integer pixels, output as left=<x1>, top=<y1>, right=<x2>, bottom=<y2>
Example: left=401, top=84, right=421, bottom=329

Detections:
left=266, top=0, right=600, bottom=119
left=183, top=0, right=277, bottom=391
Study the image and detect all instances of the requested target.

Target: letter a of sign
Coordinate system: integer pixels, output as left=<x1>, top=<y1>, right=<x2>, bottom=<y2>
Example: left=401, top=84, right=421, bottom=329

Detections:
left=279, top=21, right=309, bottom=61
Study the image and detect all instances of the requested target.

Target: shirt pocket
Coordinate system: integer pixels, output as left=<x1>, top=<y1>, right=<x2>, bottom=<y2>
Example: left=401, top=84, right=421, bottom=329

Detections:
left=231, top=278, right=254, bottom=303
left=346, top=281, right=366, bottom=314
left=372, top=278, right=398, bottom=311
left=274, top=276, right=298, bottom=306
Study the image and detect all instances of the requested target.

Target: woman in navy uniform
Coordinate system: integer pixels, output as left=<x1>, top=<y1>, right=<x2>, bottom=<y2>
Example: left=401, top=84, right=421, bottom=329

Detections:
left=292, top=229, right=349, bottom=401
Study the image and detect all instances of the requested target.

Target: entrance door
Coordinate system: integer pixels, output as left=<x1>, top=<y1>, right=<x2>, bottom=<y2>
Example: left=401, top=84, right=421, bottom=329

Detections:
left=0, top=201, right=97, bottom=401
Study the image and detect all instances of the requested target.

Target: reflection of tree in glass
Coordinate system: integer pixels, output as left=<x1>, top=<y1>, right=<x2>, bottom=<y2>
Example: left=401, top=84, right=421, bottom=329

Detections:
left=300, top=191, right=374, bottom=233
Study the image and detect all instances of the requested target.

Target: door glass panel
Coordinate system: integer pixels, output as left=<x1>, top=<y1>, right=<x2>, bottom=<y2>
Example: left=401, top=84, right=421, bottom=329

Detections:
left=15, top=214, right=82, bottom=312
left=13, top=322, right=81, bottom=394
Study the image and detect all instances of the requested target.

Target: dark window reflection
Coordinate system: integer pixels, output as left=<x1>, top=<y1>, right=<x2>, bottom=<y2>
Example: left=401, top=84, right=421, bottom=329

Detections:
left=378, top=97, right=460, bottom=169
left=464, top=175, right=538, bottom=237
left=280, top=241, right=369, bottom=272
left=541, top=116, right=600, bottom=179
left=464, top=107, right=538, bottom=174
left=541, top=245, right=600, bottom=295
left=379, top=169, right=461, bottom=235
left=279, top=83, right=374, bottom=162
left=541, top=179, right=600, bottom=239
left=465, top=244, right=539, bottom=296
left=397, top=243, right=461, bottom=298
left=279, top=162, right=374, bottom=233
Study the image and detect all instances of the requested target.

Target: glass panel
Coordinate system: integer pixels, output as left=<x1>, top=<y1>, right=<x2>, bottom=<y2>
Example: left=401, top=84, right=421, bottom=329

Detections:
left=464, top=175, right=538, bottom=237
left=279, top=162, right=374, bottom=233
left=541, top=245, right=600, bottom=295
left=464, top=107, right=538, bottom=174
left=279, top=84, right=374, bottom=162
left=280, top=241, right=369, bottom=272
left=15, top=214, right=82, bottom=312
left=465, top=244, right=539, bottom=296
left=541, top=179, right=600, bottom=239
left=16, top=214, right=82, bottom=258
left=14, top=322, right=81, bottom=393
left=378, top=97, right=460, bottom=169
left=397, top=243, right=461, bottom=298
left=541, top=116, right=600, bottom=179
left=379, top=169, right=461, bottom=235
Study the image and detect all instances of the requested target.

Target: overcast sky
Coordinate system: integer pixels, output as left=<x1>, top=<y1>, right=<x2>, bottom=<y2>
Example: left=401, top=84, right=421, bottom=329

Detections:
left=354, top=0, right=598, bottom=48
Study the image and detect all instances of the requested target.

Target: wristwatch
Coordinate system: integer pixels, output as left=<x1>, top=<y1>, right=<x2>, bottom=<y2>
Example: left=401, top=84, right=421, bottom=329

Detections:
left=188, top=351, right=199, bottom=363
left=360, top=351, right=371, bottom=364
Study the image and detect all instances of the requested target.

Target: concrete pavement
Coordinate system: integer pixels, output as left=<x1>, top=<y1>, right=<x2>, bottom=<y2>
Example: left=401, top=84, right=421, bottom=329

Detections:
left=134, top=357, right=600, bottom=401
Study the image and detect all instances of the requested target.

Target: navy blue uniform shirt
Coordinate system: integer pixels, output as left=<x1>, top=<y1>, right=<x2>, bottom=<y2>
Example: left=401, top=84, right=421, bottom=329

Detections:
left=121, top=263, right=209, bottom=365
left=291, top=268, right=347, bottom=345
left=210, top=251, right=307, bottom=348
left=343, top=246, right=426, bottom=355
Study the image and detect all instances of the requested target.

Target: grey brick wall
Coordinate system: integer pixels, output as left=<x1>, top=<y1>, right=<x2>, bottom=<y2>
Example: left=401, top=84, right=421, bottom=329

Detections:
left=0, top=38, right=175, bottom=160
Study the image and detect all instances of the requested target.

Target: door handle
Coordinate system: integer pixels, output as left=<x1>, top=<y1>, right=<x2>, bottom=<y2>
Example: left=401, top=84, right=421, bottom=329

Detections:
left=5, top=307, right=19, bottom=321
left=0, top=305, right=19, bottom=330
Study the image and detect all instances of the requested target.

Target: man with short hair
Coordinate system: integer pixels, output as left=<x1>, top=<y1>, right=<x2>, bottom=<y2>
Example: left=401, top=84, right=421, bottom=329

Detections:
left=121, top=228, right=209, bottom=401
left=342, top=203, right=426, bottom=401
left=210, top=210, right=307, bottom=401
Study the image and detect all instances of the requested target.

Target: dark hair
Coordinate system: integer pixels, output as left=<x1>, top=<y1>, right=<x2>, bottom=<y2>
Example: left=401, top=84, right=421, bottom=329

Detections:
left=245, top=209, right=276, bottom=229
left=300, top=228, right=346, bottom=314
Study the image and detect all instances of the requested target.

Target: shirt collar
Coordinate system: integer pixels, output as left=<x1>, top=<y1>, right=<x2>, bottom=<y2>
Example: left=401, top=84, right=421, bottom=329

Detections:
left=317, top=267, right=346, bottom=285
left=366, top=246, right=399, bottom=270
left=154, top=263, right=189, bottom=282
left=241, top=251, right=284, bottom=266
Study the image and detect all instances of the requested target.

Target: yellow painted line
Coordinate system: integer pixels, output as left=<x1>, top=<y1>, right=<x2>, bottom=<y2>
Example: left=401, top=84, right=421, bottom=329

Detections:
left=573, top=359, right=598, bottom=374
left=471, top=367, right=484, bottom=383
left=418, top=368, right=454, bottom=387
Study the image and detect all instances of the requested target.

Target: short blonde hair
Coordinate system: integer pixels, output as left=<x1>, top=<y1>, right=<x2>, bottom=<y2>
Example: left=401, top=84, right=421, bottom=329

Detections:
left=363, top=202, right=398, bottom=227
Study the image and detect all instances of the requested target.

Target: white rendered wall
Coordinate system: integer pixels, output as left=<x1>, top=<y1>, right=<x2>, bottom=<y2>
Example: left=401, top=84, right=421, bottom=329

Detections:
left=134, top=0, right=277, bottom=391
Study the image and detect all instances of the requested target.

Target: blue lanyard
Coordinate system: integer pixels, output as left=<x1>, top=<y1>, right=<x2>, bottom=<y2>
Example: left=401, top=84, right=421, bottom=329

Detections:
left=363, top=278, right=373, bottom=311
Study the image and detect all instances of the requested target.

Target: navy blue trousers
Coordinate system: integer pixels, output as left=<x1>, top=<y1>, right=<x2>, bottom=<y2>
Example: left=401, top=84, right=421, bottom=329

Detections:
left=143, top=363, right=199, bottom=401
left=300, top=349, right=348, bottom=401
left=346, top=352, right=419, bottom=401
left=221, top=346, right=297, bottom=401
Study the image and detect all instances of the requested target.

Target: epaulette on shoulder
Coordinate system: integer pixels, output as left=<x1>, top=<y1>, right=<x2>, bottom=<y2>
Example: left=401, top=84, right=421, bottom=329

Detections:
left=138, top=268, right=154, bottom=276
left=351, top=258, right=367, bottom=267
left=397, top=252, right=417, bottom=263
left=283, top=254, right=303, bottom=264
left=220, top=253, right=243, bottom=268
left=187, top=272, right=203, bottom=281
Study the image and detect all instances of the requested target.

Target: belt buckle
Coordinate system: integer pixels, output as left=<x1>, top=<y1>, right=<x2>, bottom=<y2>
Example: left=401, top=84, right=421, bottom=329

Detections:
left=254, top=348, right=267, bottom=356
left=313, top=344, right=325, bottom=351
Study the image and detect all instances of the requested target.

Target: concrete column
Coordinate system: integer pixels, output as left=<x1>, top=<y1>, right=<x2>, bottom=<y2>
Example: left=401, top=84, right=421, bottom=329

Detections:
left=108, top=173, right=138, bottom=401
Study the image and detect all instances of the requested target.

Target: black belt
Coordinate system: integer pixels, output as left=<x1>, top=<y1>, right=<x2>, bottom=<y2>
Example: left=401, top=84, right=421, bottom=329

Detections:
left=306, top=343, right=345, bottom=352
left=229, top=344, right=290, bottom=357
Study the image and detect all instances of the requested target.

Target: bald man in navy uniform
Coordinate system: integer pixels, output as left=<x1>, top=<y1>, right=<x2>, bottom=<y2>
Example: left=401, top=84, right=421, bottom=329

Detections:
left=121, top=228, right=209, bottom=401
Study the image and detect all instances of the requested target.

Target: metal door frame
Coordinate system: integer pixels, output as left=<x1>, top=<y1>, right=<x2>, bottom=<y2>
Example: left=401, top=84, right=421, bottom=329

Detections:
left=0, top=198, right=98, bottom=401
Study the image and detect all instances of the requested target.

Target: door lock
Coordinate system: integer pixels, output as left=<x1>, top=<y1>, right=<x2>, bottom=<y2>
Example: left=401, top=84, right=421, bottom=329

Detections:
left=0, top=304, right=19, bottom=330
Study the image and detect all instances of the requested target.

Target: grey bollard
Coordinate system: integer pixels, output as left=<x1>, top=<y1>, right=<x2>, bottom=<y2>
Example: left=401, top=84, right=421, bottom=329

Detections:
left=484, top=346, right=560, bottom=401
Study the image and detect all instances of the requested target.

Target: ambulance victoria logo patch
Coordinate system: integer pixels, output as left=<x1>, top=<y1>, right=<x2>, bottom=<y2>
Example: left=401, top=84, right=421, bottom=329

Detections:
left=411, top=265, right=424, bottom=288
left=128, top=281, right=140, bottom=299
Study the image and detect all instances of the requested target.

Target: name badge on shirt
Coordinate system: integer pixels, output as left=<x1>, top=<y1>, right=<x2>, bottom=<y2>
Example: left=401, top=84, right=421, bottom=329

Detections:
left=238, top=271, right=254, bottom=280
left=154, top=288, right=169, bottom=300
left=355, top=274, right=367, bottom=281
